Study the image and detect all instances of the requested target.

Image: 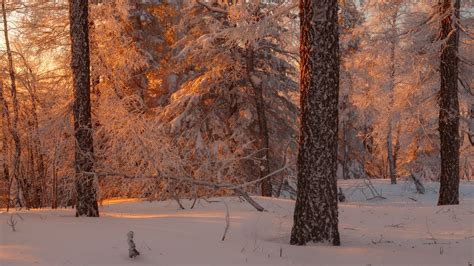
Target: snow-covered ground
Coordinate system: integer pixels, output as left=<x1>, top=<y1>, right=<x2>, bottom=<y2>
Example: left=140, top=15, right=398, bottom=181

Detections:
left=1, top=179, right=473, bottom=266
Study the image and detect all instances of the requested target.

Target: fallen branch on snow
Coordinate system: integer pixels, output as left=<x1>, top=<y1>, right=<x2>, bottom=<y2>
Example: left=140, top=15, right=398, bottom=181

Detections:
left=410, top=172, right=425, bottom=194
left=86, top=166, right=286, bottom=212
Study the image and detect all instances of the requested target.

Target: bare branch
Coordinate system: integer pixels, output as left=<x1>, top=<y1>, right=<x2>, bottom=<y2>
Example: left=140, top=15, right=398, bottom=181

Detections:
left=196, top=0, right=228, bottom=15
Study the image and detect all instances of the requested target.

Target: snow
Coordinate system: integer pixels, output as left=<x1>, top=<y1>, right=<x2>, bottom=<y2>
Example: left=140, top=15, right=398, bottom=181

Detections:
left=1, top=179, right=473, bottom=266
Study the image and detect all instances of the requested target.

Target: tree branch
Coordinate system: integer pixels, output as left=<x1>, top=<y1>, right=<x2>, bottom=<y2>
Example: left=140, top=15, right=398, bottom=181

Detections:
left=196, top=0, right=228, bottom=15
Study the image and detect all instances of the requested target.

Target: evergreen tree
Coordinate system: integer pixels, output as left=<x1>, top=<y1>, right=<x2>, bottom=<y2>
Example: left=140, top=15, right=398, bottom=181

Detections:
left=290, top=0, right=340, bottom=245
left=69, top=0, right=99, bottom=217
left=437, top=0, right=461, bottom=206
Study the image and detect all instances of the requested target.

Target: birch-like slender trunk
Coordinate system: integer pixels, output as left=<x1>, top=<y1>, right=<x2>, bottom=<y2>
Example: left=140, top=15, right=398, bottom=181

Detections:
left=341, top=94, right=350, bottom=180
left=2, top=0, right=24, bottom=208
left=386, top=4, right=399, bottom=185
left=24, top=63, right=46, bottom=208
left=246, top=48, right=272, bottom=197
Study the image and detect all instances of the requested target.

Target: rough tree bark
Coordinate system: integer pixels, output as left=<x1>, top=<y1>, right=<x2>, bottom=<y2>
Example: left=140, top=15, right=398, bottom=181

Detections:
left=437, top=0, right=460, bottom=206
left=291, top=0, right=340, bottom=246
left=2, top=0, right=25, bottom=208
left=69, top=0, right=99, bottom=217
left=246, top=48, right=272, bottom=197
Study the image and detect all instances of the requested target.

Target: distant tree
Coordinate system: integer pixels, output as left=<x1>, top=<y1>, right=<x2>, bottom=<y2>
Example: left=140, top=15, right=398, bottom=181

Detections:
left=437, top=0, right=461, bottom=206
left=69, top=0, right=99, bottom=216
left=290, top=0, right=340, bottom=245
left=2, top=0, right=23, bottom=209
left=150, top=0, right=299, bottom=198
left=339, top=0, right=363, bottom=180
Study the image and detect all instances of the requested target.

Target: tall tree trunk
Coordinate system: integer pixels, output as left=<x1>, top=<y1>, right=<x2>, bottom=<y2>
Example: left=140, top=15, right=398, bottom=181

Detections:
left=386, top=4, right=399, bottom=185
left=437, top=0, right=460, bottom=206
left=2, top=0, right=24, bottom=208
left=291, top=0, right=340, bottom=246
left=341, top=94, right=350, bottom=180
left=394, top=122, right=401, bottom=174
left=26, top=128, right=38, bottom=208
left=69, top=0, right=99, bottom=217
left=25, top=64, right=46, bottom=208
left=246, top=48, right=272, bottom=197
left=0, top=82, right=12, bottom=211
left=469, top=104, right=474, bottom=146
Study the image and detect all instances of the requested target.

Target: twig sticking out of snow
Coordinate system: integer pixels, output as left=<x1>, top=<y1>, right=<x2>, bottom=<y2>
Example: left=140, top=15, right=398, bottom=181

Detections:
left=221, top=200, right=230, bottom=241
left=127, top=231, right=140, bottom=258
left=7, top=215, right=17, bottom=232
left=338, top=187, right=346, bottom=202
left=424, top=217, right=437, bottom=245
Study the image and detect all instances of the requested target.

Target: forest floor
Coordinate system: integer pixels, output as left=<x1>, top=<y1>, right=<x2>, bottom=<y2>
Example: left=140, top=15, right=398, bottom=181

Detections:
left=1, top=179, right=473, bottom=266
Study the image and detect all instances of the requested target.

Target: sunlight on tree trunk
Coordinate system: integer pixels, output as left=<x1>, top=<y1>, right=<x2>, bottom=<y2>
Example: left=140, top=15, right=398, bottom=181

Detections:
left=291, top=0, right=340, bottom=246
left=437, top=0, right=461, bottom=206
left=69, top=0, right=99, bottom=217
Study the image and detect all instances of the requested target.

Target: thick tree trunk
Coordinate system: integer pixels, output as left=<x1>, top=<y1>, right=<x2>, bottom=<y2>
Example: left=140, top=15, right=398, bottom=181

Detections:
left=437, top=0, right=460, bottom=206
left=246, top=48, right=272, bottom=197
left=69, top=0, right=99, bottom=217
left=291, top=0, right=340, bottom=246
left=2, top=0, right=24, bottom=208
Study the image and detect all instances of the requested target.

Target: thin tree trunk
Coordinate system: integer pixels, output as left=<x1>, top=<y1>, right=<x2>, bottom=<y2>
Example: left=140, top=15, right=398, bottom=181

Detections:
left=2, top=0, right=23, bottom=208
left=246, top=48, right=272, bottom=197
left=387, top=125, right=396, bottom=184
left=341, top=91, right=350, bottom=180
left=291, top=0, right=340, bottom=246
left=0, top=82, right=11, bottom=211
left=26, top=65, right=46, bottom=208
left=26, top=128, right=38, bottom=208
left=51, top=135, right=59, bottom=209
left=387, top=5, right=399, bottom=185
left=69, top=0, right=99, bottom=217
left=469, top=104, right=473, bottom=145
left=394, top=122, right=401, bottom=173
left=342, top=118, right=349, bottom=180
left=438, top=0, right=460, bottom=206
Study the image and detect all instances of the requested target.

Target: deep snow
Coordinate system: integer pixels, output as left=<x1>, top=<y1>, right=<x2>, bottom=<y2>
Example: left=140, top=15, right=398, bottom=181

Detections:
left=1, top=179, right=473, bottom=266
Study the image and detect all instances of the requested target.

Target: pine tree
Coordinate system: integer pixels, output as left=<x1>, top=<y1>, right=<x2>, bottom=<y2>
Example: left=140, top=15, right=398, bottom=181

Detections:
left=290, top=0, right=340, bottom=246
left=69, top=0, right=99, bottom=217
left=437, top=0, right=461, bottom=206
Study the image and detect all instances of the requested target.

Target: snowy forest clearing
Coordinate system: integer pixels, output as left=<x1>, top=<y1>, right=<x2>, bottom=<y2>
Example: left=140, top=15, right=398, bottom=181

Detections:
left=1, top=179, right=473, bottom=266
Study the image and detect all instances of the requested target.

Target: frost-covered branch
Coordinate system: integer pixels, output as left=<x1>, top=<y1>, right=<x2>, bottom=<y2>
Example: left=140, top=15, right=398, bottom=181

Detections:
left=196, top=0, right=228, bottom=15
